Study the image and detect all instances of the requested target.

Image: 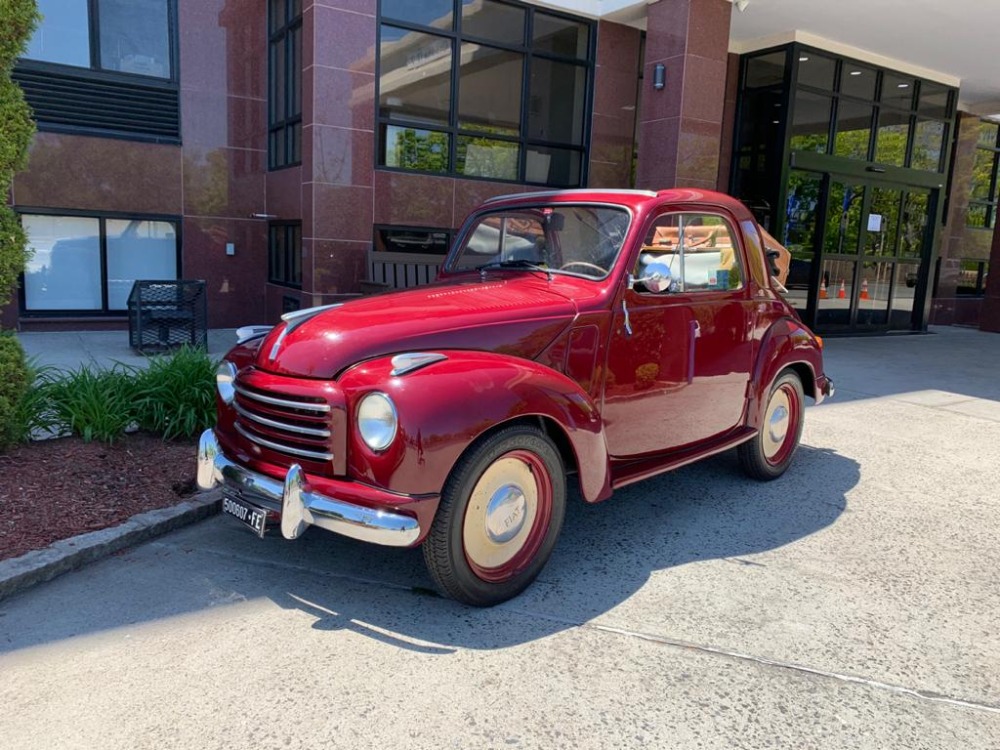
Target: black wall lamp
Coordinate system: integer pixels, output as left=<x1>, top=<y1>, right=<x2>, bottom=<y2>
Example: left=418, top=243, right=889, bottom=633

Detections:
left=653, top=63, right=665, bottom=90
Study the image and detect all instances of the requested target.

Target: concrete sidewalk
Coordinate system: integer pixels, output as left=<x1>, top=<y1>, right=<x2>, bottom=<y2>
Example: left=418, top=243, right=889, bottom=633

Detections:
left=16, top=328, right=239, bottom=370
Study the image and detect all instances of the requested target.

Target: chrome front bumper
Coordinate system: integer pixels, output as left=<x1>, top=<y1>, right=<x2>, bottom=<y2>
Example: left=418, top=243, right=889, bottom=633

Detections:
left=197, top=429, right=421, bottom=547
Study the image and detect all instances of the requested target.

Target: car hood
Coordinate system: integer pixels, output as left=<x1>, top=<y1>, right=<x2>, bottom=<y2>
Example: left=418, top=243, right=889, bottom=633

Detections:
left=253, top=276, right=581, bottom=379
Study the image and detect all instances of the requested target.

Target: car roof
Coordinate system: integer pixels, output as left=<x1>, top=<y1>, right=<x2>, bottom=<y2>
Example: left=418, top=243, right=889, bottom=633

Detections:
left=481, top=188, right=754, bottom=219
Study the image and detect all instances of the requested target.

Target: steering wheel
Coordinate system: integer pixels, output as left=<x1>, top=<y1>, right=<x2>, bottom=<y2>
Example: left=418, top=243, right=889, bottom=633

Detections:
left=559, top=261, right=606, bottom=276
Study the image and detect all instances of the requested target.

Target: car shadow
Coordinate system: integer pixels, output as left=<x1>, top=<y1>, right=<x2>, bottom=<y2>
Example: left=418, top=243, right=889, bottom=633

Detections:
left=269, top=444, right=857, bottom=651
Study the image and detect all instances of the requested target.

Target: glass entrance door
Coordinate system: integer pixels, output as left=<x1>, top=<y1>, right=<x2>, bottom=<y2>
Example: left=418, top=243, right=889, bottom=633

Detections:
left=783, top=171, right=936, bottom=333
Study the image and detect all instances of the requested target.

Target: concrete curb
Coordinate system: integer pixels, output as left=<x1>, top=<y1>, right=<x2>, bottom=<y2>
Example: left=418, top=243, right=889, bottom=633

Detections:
left=0, top=490, right=222, bottom=603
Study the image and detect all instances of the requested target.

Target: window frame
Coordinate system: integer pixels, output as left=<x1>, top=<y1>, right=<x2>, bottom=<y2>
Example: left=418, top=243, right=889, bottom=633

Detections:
left=23, top=0, right=178, bottom=83
left=268, top=0, right=303, bottom=171
left=967, top=120, right=1000, bottom=231
left=16, top=207, right=182, bottom=317
left=268, top=221, right=303, bottom=289
left=375, top=0, right=596, bottom=187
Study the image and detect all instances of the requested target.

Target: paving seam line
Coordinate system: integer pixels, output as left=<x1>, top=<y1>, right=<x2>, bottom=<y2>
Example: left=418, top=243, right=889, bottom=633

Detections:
left=0, top=490, right=222, bottom=603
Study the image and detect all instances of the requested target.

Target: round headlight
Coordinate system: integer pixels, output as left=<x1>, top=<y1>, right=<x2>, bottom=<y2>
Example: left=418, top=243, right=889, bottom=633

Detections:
left=216, top=361, right=237, bottom=404
left=357, top=392, right=397, bottom=452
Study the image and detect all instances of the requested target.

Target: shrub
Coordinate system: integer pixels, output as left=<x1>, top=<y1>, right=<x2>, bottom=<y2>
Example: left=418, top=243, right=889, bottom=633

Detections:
left=46, top=364, right=138, bottom=443
left=0, top=331, right=30, bottom=448
left=132, top=346, right=217, bottom=440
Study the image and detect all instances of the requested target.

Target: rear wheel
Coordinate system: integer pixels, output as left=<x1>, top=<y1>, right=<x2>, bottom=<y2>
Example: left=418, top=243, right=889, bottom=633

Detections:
left=423, top=425, right=566, bottom=606
left=738, top=370, right=804, bottom=481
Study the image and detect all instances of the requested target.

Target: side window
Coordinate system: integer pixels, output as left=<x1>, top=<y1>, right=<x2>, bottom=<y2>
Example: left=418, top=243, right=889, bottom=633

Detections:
left=637, top=212, right=744, bottom=293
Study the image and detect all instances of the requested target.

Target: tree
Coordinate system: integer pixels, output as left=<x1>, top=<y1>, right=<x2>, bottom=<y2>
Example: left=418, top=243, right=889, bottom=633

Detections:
left=0, top=0, right=40, bottom=309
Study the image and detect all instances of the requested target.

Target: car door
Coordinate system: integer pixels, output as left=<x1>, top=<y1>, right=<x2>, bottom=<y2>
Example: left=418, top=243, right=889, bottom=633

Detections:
left=602, top=209, right=755, bottom=458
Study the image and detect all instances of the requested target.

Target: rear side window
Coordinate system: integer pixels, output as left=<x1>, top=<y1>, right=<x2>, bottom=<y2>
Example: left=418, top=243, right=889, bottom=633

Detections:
left=637, top=213, right=745, bottom=292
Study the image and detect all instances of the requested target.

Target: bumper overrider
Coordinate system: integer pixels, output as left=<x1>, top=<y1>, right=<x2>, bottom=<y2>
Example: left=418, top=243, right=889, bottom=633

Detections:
left=817, top=374, right=835, bottom=404
left=197, top=429, right=421, bottom=546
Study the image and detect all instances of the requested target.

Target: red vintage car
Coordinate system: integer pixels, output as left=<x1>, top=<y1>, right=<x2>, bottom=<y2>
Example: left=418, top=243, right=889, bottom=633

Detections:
left=197, top=188, right=833, bottom=606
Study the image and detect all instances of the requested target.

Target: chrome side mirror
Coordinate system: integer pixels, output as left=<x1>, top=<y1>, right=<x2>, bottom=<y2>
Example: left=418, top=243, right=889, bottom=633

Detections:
left=629, top=262, right=673, bottom=294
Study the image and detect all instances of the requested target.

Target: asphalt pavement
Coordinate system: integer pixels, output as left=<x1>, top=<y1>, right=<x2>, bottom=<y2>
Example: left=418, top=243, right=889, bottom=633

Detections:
left=2, top=326, right=999, bottom=749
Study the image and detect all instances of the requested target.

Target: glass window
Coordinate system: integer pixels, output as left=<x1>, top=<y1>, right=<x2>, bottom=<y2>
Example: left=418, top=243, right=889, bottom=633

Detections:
left=461, top=0, right=525, bottom=44
left=889, top=263, right=919, bottom=327
left=865, top=188, right=901, bottom=256
left=955, top=260, right=988, bottom=296
left=381, top=124, right=450, bottom=172
left=25, top=0, right=91, bottom=68
left=816, top=258, right=855, bottom=327
left=379, top=26, right=453, bottom=126
left=450, top=205, right=628, bottom=278
left=528, top=58, right=587, bottom=146
left=875, top=109, right=909, bottom=167
left=457, top=136, right=519, bottom=180
left=882, top=74, right=915, bottom=109
left=106, top=219, right=178, bottom=309
left=834, top=99, right=872, bottom=160
left=919, top=83, right=951, bottom=119
left=796, top=53, right=835, bottom=91
left=382, top=0, right=453, bottom=30
left=790, top=90, right=832, bottom=153
left=268, top=223, right=302, bottom=288
left=375, top=227, right=452, bottom=255
left=24, top=0, right=172, bottom=78
left=855, top=261, right=892, bottom=327
left=978, top=121, right=999, bottom=149
left=532, top=12, right=588, bottom=59
left=967, top=120, right=999, bottom=230
left=910, top=118, right=945, bottom=172
left=458, top=44, right=523, bottom=135
left=21, top=214, right=178, bottom=313
left=900, top=192, right=928, bottom=258
left=745, top=51, right=786, bottom=89
left=841, top=65, right=876, bottom=100
left=376, top=1, right=594, bottom=186
left=825, top=182, right=864, bottom=255
left=782, top=171, right=822, bottom=314
left=99, top=0, right=172, bottom=78
left=269, top=0, right=303, bottom=169
left=639, top=214, right=744, bottom=293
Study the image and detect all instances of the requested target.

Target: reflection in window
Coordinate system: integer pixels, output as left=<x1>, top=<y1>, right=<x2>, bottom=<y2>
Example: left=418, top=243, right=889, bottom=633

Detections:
left=22, top=214, right=178, bottom=313
left=269, top=0, right=303, bottom=169
left=882, top=75, right=915, bottom=108
left=745, top=51, right=786, bottom=89
left=834, top=99, right=872, bottom=160
left=911, top=119, right=945, bottom=172
left=461, top=0, right=524, bottom=44
left=955, top=260, right=989, bottom=296
left=841, top=66, right=876, bottom=100
left=106, top=219, right=178, bottom=309
left=968, top=120, right=1000, bottom=230
left=458, top=44, right=522, bottom=135
left=796, top=53, right=835, bottom=91
left=100, top=0, right=171, bottom=78
left=900, top=192, right=928, bottom=258
left=783, top=171, right=821, bottom=314
left=890, top=263, right=920, bottom=327
left=816, top=258, right=855, bottom=327
left=375, top=227, right=451, bottom=256
left=382, top=125, right=450, bottom=173
left=875, top=109, right=909, bottom=166
left=377, top=1, right=593, bottom=186
left=790, top=90, right=831, bottom=153
left=379, top=27, right=453, bottom=126
left=25, top=0, right=172, bottom=78
left=855, top=261, right=891, bottom=326
left=457, top=136, right=518, bottom=180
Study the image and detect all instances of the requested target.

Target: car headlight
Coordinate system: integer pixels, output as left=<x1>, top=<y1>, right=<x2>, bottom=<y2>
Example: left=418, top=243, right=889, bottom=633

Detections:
left=357, top=392, right=397, bottom=452
left=216, top=361, right=237, bottom=404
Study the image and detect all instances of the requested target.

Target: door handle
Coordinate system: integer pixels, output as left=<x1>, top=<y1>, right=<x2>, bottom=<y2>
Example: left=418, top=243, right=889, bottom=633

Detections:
left=622, top=299, right=632, bottom=336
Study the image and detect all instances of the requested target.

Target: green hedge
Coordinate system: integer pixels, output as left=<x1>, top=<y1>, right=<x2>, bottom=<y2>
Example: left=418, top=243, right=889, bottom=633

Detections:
left=0, top=332, right=30, bottom=448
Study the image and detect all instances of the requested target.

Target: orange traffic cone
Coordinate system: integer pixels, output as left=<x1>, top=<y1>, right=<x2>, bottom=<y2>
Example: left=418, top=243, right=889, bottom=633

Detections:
left=837, top=280, right=846, bottom=299
left=860, top=279, right=870, bottom=300
left=819, top=279, right=828, bottom=299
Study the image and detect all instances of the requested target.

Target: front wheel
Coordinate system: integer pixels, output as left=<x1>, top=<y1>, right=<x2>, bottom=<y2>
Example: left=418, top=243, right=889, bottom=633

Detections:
left=738, top=370, right=805, bottom=481
left=422, top=425, right=566, bottom=607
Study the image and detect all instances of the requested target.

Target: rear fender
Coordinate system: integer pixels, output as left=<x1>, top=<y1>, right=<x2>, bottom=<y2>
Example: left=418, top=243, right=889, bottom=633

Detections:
left=748, top=318, right=824, bottom=429
left=338, top=351, right=612, bottom=502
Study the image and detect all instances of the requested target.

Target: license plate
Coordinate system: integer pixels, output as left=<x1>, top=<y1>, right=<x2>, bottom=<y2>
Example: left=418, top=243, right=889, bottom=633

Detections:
left=221, top=494, right=268, bottom=538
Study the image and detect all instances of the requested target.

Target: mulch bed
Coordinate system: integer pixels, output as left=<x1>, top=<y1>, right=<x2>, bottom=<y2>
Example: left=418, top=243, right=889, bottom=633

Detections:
left=0, top=433, right=198, bottom=562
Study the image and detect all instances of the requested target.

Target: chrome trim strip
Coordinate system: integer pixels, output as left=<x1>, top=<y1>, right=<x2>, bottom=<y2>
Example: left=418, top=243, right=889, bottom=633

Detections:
left=234, top=422, right=334, bottom=462
left=234, top=384, right=331, bottom=413
left=235, top=325, right=273, bottom=345
left=390, top=352, right=448, bottom=376
left=233, top=402, right=331, bottom=438
left=197, top=429, right=420, bottom=547
left=482, top=188, right=656, bottom=204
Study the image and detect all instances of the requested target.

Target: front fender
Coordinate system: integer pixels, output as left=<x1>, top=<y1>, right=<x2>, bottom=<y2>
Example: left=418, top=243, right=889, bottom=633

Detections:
left=749, top=317, right=825, bottom=429
left=338, top=351, right=611, bottom=503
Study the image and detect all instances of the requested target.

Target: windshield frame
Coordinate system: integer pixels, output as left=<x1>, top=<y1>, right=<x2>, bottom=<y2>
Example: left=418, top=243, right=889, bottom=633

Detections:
left=443, top=202, right=636, bottom=281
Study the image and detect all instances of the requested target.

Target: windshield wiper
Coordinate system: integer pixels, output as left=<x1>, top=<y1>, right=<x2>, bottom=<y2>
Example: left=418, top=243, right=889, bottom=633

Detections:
left=478, top=259, right=553, bottom=281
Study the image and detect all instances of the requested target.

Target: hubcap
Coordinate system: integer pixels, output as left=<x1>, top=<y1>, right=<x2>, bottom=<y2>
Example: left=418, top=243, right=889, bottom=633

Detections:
left=762, top=385, right=797, bottom=464
left=463, top=451, right=551, bottom=581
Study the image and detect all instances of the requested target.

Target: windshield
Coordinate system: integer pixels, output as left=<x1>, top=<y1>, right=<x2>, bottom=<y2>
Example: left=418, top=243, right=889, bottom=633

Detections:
left=448, top=205, right=631, bottom=279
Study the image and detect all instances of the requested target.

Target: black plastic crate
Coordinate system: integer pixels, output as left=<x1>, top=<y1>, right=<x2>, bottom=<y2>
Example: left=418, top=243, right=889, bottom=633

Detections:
left=127, top=280, right=208, bottom=353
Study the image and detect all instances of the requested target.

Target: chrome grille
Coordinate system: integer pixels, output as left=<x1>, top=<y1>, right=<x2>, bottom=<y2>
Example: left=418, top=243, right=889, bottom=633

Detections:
left=233, top=382, right=333, bottom=462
